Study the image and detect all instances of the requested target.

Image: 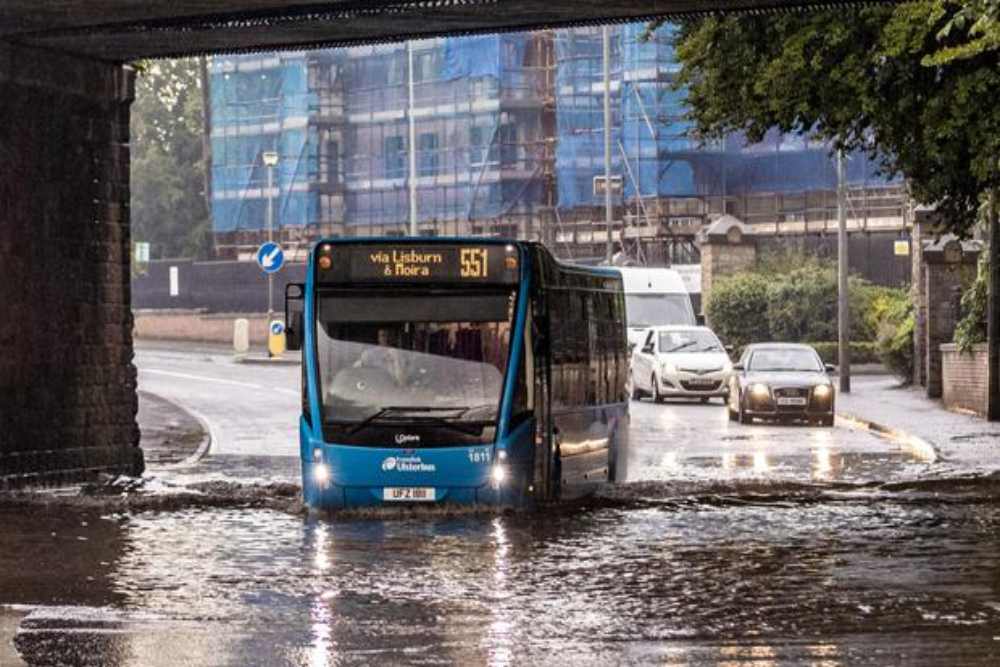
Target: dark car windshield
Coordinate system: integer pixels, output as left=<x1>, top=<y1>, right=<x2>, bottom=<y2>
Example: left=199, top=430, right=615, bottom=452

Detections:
left=658, top=330, right=723, bottom=354
left=748, top=348, right=823, bottom=372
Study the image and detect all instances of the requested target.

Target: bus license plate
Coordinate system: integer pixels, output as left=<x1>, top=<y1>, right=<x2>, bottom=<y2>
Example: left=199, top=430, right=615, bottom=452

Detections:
left=383, top=487, right=436, bottom=502
left=776, top=397, right=807, bottom=406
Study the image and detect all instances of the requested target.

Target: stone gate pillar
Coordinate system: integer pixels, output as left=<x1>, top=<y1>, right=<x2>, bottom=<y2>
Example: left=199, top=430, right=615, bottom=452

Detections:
left=0, top=44, right=142, bottom=485
left=699, top=215, right=756, bottom=323
left=921, top=236, right=981, bottom=399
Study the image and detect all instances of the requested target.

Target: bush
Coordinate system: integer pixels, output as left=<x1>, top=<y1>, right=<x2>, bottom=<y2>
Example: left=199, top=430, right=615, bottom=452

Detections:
left=874, top=293, right=915, bottom=382
left=808, top=341, right=880, bottom=365
left=954, top=248, right=988, bottom=351
left=707, top=272, right=772, bottom=348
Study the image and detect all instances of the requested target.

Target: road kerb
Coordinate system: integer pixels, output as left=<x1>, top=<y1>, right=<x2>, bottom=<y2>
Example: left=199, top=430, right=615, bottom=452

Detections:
left=836, top=411, right=940, bottom=463
left=144, top=392, right=215, bottom=469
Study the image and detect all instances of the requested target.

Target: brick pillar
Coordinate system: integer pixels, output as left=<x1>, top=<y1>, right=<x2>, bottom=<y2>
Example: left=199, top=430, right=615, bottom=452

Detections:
left=911, top=205, right=943, bottom=388
left=922, top=236, right=981, bottom=399
left=699, top=215, right=756, bottom=323
left=0, top=44, right=142, bottom=485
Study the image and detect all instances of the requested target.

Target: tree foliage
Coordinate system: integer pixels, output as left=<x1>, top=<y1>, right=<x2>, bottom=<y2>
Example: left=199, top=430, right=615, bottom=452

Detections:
left=666, top=1, right=1000, bottom=236
left=131, top=59, right=211, bottom=260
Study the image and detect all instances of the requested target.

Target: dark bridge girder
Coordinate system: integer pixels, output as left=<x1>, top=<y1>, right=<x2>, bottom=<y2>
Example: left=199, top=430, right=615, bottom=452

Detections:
left=1, top=0, right=872, bottom=61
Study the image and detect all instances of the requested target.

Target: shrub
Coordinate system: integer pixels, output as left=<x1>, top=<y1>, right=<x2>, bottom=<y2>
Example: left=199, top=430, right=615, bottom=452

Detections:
left=874, top=293, right=915, bottom=382
left=707, top=273, right=772, bottom=348
left=954, top=248, right=988, bottom=351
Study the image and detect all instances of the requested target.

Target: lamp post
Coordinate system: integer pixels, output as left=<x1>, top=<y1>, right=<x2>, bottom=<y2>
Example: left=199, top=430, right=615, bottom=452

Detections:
left=262, top=150, right=279, bottom=341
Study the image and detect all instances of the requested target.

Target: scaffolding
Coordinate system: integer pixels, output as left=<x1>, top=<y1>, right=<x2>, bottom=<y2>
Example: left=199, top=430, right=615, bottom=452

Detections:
left=207, top=23, right=906, bottom=263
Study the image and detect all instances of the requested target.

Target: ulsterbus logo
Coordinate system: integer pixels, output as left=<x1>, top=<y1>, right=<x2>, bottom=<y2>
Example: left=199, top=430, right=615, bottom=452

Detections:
left=381, top=456, right=435, bottom=473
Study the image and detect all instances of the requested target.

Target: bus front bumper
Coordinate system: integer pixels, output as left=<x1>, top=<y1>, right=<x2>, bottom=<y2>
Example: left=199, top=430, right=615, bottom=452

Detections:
left=300, top=443, right=532, bottom=510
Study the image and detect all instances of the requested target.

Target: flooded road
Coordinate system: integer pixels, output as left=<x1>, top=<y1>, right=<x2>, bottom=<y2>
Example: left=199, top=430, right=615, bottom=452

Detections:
left=3, top=478, right=999, bottom=666
left=1, top=345, right=998, bottom=665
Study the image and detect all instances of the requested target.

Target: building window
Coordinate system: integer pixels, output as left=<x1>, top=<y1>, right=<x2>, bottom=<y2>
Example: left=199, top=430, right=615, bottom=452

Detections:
left=385, top=136, right=406, bottom=179
left=418, top=133, right=439, bottom=176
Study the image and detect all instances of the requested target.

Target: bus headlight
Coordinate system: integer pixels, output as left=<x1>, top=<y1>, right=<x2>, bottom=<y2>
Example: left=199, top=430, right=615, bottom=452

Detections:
left=491, top=464, right=507, bottom=487
left=313, top=463, right=331, bottom=485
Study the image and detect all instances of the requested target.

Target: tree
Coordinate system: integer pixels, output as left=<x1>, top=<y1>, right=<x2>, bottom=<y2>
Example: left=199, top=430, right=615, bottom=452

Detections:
left=131, top=59, right=211, bottom=260
left=662, top=1, right=1000, bottom=236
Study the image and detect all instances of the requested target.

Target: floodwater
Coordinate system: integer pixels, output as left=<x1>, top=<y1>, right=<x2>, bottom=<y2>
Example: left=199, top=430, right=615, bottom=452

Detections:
left=2, top=475, right=999, bottom=666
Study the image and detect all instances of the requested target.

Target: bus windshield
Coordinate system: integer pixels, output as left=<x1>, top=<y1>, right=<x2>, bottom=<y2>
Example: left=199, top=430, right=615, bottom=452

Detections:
left=625, top=294, right=695, bottom=328
left=316, top=289, right=515, bottom=426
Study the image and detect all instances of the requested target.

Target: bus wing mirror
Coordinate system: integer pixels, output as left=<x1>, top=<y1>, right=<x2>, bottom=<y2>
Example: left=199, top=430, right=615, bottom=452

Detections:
left=285, top=283, right=305, bottom=352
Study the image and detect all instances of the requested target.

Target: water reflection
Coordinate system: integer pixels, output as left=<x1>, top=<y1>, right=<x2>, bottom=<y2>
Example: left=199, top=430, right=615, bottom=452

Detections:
left=4, top=488, right=999, bottom=666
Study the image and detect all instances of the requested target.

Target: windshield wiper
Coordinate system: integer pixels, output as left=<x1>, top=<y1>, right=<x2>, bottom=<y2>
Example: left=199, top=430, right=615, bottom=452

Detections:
left=667, top=340, right=698, bottom=353
left=346, top=405, right=472, bottom=435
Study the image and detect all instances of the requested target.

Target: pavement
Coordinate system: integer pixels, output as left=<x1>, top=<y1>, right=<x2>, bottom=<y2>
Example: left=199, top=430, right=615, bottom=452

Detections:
left=837, top=375, right=1000, bottom=476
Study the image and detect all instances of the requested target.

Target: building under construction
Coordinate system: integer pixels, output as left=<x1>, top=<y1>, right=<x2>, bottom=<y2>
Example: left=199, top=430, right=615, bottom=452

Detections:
left=209, top=23, right=907, bottom=264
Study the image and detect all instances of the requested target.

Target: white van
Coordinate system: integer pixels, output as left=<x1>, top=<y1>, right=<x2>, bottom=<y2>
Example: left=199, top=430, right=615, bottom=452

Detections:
left=618, top=267, right=697, bottom=349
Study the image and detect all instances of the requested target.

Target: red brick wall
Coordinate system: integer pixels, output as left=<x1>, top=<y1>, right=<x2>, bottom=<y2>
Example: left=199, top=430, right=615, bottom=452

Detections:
left=941, top=344, right=987, bottom=417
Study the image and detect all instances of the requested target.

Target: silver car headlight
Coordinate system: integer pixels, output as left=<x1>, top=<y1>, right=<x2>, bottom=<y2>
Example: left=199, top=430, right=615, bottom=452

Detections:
left=661, top=362, right=677, bottom=375
left=813, top=384, right=832, bottom=398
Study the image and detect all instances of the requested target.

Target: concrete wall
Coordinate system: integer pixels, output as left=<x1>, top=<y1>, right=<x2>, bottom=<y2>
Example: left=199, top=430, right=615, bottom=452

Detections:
left=941, top=344, right=988, bottom=417
left=0, top=45, right=141, bottom=485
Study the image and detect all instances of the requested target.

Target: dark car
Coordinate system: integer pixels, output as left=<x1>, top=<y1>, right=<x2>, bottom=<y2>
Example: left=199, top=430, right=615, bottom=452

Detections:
left=727, top=343, right=836, bottom=426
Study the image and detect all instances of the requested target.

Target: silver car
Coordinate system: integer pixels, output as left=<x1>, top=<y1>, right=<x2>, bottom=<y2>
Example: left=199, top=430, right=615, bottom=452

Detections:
left=728, top=343, right=836, bottom=426
left=630, top=326, right=733, bottom=403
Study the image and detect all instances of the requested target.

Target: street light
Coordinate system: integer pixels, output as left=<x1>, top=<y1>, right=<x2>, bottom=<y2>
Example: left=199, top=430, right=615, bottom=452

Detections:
left=262, top=150, right=279, bottom=353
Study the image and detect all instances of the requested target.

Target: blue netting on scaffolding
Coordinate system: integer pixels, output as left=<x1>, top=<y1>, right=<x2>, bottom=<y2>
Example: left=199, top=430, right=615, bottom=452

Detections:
left=210, top=54, right=317, bottom=233
left=556, top=23, right=898, bottom=211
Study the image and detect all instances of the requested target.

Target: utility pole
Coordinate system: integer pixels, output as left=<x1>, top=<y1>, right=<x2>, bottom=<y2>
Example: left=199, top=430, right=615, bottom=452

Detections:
left=603, top=25, right=613, bottom=264
left=987, top=191, right=1000, bottom=420
left=837, top=149, right=851, bottom=393
left=262, top=151, right=278, bottom=330
left=407, top=41, right=418, bottom=237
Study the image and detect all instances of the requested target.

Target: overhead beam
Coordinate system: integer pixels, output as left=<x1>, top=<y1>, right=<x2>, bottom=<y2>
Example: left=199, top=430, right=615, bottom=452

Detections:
left=0, top=0, right=891, bottom=61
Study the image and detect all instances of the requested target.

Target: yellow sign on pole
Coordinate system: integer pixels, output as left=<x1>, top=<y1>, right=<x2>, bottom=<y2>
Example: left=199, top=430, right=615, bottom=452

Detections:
left=893, top=240, right=910, bottom=256
left=268, top=320, right=286, bottom=359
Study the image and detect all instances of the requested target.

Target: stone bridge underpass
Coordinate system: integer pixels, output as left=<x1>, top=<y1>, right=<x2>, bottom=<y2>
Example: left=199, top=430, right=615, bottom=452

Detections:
left=0, top=1, right=865, bottom=485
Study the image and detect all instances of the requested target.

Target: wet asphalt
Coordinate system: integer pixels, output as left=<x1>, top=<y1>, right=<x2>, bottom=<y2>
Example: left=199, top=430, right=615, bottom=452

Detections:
left=0, top=343, right=996, bottom=666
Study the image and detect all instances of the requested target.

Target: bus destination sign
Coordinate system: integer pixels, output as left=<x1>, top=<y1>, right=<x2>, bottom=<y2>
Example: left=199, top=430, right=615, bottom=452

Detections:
left=319, top=243, right=519, bottom=284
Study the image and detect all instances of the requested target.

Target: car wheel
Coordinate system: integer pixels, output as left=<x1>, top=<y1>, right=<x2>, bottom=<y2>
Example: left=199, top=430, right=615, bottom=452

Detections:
left=628, top=372, right=642, bottom=401
left=652, top=375, right=665, bottom=404
left=728, top=404, right=738, bottom=421
left=738, top=396, right=753, bottom=424
left=821, top=414, right=835, bottom=427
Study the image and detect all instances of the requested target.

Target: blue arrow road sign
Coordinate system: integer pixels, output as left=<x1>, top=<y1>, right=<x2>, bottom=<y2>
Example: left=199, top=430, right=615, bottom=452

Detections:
left=270, top=320, right=285, bottom=336
left=256, top=242, right=285, bottom=275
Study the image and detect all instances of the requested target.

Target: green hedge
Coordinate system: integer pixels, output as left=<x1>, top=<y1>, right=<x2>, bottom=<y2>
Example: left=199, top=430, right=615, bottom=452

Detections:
left=707, top=253, right=911, bottom=353
left=808, top=342, right=880, bottom=365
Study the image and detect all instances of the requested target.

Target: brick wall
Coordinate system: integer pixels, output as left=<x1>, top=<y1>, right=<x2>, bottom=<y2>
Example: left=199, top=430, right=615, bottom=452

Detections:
left=0, top=45, right=142, bottom=485
left=134, top=311, right=272, bottom=345
left=941, top=344, right=988, bottom=417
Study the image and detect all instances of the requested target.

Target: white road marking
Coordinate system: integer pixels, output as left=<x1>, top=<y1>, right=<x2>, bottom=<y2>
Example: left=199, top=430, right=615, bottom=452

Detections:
left=140, top=369, right=298, bottom=397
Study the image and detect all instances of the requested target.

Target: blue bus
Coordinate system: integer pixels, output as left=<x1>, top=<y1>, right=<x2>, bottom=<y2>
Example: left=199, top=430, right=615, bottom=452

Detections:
left=285, top=239, right=629, bottom=509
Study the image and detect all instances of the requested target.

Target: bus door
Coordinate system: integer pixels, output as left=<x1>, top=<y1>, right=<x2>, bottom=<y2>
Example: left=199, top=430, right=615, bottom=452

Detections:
left=529, top=280, right=558, bottom=502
